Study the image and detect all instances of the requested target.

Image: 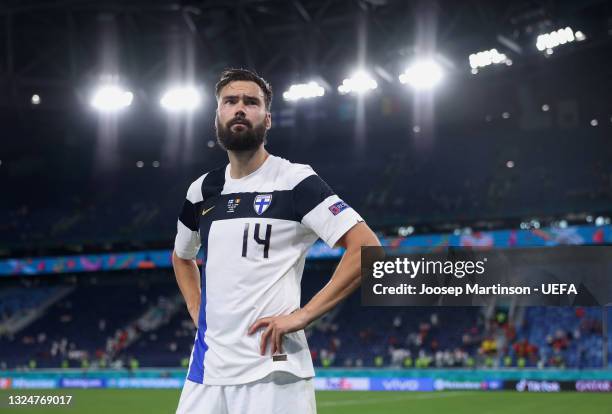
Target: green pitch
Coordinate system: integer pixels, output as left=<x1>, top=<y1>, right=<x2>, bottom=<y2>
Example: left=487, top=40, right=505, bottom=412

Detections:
left=1, top=389, right=611, bottom=413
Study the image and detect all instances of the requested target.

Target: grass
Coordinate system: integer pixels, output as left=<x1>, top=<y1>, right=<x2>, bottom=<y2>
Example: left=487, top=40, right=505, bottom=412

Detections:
left=1, top=389, right=611, bottom=413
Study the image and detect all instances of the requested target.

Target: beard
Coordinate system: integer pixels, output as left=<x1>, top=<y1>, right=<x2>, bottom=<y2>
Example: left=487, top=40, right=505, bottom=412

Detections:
left=215, top=115, right=267, bottom=152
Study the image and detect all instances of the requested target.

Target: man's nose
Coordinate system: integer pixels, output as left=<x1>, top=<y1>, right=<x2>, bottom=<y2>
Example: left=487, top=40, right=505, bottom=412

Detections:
left=234, top=109, right=246, bottom=118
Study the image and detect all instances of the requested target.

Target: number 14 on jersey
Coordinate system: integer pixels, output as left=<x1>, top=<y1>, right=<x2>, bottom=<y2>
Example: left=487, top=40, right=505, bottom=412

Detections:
left=242, top=223, right=272, bottom=259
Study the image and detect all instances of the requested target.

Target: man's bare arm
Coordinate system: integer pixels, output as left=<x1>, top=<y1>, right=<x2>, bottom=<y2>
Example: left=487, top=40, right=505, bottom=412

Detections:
left=248, top=222, right=381, bottom=355
left=172, top=250, right=201, bottom=328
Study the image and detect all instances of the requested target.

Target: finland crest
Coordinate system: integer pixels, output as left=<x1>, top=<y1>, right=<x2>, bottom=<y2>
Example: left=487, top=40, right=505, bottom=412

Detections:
left=253, top=194, right=273, bottom=215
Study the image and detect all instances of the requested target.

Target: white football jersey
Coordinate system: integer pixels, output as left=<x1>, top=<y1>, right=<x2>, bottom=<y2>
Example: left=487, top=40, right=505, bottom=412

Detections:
left=174, top=154, right=363, bottom=385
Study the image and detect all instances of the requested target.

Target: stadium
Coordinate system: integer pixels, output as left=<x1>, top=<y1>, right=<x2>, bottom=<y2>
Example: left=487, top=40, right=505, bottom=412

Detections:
left=0, top=0, right=611, bottom=413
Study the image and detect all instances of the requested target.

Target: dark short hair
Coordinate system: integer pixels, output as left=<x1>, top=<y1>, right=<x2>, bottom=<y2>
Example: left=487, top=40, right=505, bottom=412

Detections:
left=215, top=68, right=272, bottom=110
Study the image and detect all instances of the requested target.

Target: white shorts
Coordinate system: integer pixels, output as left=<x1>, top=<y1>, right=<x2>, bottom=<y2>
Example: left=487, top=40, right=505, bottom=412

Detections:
left=176, top=371, right=316, bottom=414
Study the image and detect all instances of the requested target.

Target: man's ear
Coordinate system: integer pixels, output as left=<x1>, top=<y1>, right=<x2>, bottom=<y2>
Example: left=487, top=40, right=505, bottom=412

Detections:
left=265, top=111, right=272, bottom=130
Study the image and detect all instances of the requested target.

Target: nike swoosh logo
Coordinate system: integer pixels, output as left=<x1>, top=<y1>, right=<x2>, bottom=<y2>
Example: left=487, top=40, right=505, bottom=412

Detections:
left=201, top=206, right=215, bottom=216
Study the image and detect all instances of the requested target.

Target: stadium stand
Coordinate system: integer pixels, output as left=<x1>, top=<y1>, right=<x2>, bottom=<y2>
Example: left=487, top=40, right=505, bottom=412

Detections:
left=1, top=108, right=610, bottom=256
left=1, top=268, right=609, bottom=371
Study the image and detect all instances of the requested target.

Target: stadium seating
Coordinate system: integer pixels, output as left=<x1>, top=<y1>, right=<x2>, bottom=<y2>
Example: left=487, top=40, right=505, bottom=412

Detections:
left=517, top=307, right=604, bottom=368
left=1, top=108, right=610, bottom=254
left=0, top=271, right=177, bottom=369
left=2, top=268, right=609, bottom=370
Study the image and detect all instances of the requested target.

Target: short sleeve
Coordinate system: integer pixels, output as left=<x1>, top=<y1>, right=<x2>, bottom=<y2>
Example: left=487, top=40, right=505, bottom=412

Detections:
left=174, top=174, right=206, bottom=260
left=293, top=173, right=363, bottom=248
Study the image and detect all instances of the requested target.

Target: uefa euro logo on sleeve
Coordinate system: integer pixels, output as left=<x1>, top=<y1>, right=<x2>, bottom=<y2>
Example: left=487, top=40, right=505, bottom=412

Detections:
left=253, top=194, right=273, bottom=215
left=328, top=200, right=349, bottom=216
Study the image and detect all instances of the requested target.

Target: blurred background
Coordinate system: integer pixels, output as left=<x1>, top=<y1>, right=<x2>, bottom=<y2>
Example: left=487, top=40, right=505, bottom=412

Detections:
left=0, top=0, right=611, bottom=411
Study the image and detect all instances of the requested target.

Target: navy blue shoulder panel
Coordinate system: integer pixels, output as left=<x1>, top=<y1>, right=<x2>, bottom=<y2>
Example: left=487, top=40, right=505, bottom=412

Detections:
left=178, top=166, right=226, bottom=232
left=292, top=174, right=335, bottom=222
left=200, top=166, right=226, bottom=204
left=198, top=165, right=227, bottom=248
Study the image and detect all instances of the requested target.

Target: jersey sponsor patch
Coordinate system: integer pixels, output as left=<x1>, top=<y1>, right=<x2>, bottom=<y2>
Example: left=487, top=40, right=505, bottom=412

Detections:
left=253, top=194, right=273, bottom=215
left=328, top=200, right=349, bottom=216
left=272, top=354, right=288, bottom=362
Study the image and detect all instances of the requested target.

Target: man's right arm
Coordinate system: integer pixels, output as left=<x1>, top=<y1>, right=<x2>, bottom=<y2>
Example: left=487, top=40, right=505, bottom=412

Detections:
left=172, top=251, right=201, bottom=328
left=173, top=173, right=207, bottom=329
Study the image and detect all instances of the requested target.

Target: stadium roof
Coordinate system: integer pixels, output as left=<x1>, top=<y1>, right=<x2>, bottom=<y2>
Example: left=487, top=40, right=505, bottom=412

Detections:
left=1, top=0, right=611, bottom=108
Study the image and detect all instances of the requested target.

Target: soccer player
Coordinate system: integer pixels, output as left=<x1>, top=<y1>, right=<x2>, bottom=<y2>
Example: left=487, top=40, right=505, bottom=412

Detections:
left=173, top=68, right=380, bottom=413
